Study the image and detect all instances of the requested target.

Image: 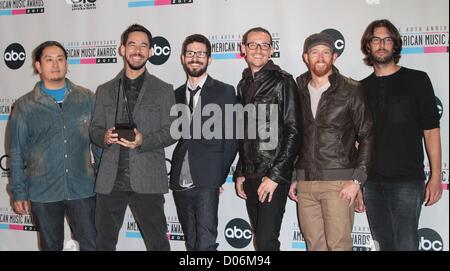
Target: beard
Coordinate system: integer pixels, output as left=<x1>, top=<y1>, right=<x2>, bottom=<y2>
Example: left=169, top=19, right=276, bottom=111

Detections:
left=370, top=49, right=394, bottom=65
left=183, top=60, right=208, bottom=77
left=47, top=71, right=66, bottom=82
left=49, top=75, right=65, bottom=82
left=310, top=61, right=333, bottom=77
left=126, top=53, right=148, bottom=70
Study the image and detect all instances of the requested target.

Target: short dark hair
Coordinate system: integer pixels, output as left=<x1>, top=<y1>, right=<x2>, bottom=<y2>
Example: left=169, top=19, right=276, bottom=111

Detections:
left=361, top=19, right=402, bottom=66
left=242, top=27, right=273, bottom=45
left=182, top=34, right=212, bottom=57
left=32, top=41, right=67, bottom=75
left=121, top=24, right=153, bottom=47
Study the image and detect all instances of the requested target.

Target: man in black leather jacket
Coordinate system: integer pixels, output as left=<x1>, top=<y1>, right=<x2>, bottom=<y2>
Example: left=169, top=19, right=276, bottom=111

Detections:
left=289, top=33, right=373, bottom=251
left=233, top=27, right=301, bottom=251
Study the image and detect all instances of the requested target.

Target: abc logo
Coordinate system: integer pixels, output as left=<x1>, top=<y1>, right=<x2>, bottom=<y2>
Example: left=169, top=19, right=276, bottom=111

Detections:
left=224, top=218, right=252, bottom=249
left=4, top=43, right=26, bottom=70
left=418, top=228, right=443, bottom=251
left=436, top=96, right=443, bottom=120
left=150, top=36, right=171, bottom=65
left=321, top=29, right=345, bottom=57
left=165, top=158, right=172, bottom=176
left=0, top=155, right=8, bottom=172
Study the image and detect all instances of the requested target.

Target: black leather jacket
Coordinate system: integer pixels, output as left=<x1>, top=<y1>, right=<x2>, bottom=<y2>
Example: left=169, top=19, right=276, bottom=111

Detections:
left=234, top=61, right=301, bottom=184
left=295, top=67, right=373, bottom=184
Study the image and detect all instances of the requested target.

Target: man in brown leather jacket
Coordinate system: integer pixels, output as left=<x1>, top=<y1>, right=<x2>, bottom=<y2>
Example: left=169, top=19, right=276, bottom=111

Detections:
left=289, top=33, right=373, bottom=251
left=234, top=27, right=301, bottom=251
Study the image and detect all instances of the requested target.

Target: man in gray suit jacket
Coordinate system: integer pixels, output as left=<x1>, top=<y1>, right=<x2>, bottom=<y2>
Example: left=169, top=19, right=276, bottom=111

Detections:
left=89, top=24, right=176, bottom=251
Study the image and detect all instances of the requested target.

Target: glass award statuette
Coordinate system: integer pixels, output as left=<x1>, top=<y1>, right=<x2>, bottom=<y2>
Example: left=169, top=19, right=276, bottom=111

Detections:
left=113, top=78, right=136, bottom=141
left=114, top=123, right=135, bottom=141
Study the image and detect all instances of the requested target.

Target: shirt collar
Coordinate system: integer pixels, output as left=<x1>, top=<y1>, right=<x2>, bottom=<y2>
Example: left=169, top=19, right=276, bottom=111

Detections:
left=186, top=74, right=208, bottom=91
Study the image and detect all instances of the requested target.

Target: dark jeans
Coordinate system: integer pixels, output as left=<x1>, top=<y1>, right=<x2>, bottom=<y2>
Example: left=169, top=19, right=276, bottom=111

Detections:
left=173, top=187, right=220, bottom=251
left=95, top=189, right=170, bottom=251
left=364, top=179, right=425, bottom=251
left=31, top=196, right=96, bottom=251
left=243, top=178, right=289, bottom=251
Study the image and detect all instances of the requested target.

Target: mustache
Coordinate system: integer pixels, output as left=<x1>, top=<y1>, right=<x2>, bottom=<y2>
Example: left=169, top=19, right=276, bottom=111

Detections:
left=130, top=53, right=145, bottom=58
left=187, top=61, right=203, bottom=65
left=376, top=49, right=389, bottom=53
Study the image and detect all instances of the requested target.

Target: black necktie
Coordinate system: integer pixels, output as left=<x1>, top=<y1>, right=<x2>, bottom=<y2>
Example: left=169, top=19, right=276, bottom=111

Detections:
left=188, top=86, right=201, bottom=113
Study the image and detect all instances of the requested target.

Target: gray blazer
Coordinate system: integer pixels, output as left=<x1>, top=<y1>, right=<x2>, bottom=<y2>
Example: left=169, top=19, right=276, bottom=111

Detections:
left=89, top=69, right=176, bottom=194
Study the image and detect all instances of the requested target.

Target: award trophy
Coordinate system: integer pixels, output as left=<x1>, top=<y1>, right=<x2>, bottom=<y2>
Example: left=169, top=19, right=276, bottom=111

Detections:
left=113, top=79, right=136, bottom=141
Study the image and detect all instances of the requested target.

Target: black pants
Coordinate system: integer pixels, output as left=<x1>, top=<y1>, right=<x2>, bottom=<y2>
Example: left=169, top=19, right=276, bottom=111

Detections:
left=243, top=178, right=289, bottom=251
left=173, top=187, right=220, bottom=251
left=95, top=189, right=170, bottom=251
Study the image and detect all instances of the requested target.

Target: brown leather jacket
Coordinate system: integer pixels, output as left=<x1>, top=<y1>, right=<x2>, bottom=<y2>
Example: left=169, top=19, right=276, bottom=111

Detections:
left=295, top=67, right=373, bottom=184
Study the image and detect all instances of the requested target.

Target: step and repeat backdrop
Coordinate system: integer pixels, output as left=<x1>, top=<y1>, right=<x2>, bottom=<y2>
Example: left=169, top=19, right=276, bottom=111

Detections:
left=0, top=0, right=448, bottom=251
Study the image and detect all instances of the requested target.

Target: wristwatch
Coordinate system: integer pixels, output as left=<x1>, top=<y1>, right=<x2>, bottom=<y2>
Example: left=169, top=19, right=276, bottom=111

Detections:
left=353, top=179, right=362, bottom=186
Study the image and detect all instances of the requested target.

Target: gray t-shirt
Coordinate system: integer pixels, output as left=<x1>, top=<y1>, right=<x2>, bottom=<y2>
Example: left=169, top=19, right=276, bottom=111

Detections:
left=308, top=82, right=330, bottom=119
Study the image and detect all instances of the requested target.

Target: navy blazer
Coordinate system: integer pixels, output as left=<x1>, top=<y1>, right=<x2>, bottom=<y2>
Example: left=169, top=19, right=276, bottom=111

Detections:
left=170, top=76, right=238, bottom=190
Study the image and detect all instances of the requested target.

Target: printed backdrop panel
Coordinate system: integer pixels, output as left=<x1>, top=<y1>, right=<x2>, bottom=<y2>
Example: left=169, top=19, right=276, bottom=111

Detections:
left=0, top=0, right=448, bottom=251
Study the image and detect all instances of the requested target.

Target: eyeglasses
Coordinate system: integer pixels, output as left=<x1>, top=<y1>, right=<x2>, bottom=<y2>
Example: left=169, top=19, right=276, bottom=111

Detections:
left=245, top=42, right=271, bottom=50
left=370, top=36, right=394, bottom=45
left=184, top=51, right=208, bottom=58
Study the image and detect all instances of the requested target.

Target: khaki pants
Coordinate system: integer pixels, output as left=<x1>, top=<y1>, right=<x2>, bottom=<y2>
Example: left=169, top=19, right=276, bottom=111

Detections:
left=297, top=181, right=354, bottom=251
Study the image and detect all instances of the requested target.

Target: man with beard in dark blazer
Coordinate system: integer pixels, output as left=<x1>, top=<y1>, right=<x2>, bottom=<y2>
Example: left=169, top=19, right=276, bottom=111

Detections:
left=170, top=34, right=238, bottom=251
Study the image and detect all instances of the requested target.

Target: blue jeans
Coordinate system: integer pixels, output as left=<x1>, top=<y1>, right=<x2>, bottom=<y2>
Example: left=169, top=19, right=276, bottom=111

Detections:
left=31, top=196, right=96, bottom=251
left=173, top=187, right=220, bottom=251
left=364, top=180, right=425, bottom=251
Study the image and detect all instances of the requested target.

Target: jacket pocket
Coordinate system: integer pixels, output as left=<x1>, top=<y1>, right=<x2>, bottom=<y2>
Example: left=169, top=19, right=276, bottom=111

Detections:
left=337, top=134, right=346, bottom=164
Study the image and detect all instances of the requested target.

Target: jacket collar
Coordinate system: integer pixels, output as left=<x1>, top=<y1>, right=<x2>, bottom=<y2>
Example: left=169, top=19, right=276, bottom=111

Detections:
left=114, top=68, right=152, bottom=116
left=198, top=75, right=214, bottom=103
left=178, top=75, right=214, bottom=103
left=203, top=74, right=215, bottom=88
left=186, top=74, right=209, bottom=90
left=34, top=78, right=73, bottom=104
